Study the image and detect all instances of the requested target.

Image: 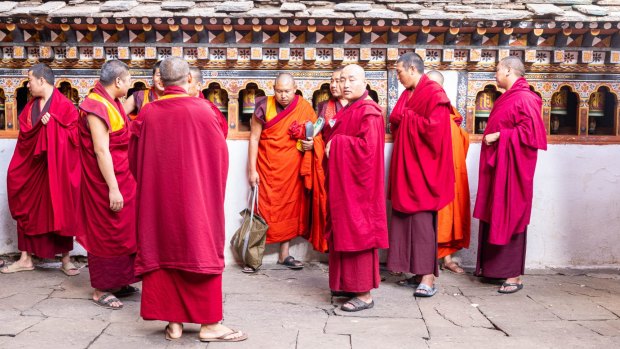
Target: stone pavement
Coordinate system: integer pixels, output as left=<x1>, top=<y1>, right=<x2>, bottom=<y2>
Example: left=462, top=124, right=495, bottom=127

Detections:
left=1, top=258, right=619, bottom=349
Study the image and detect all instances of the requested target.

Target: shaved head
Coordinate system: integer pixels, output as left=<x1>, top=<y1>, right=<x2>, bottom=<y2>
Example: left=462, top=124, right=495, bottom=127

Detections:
left=160, top=57, right=189, bottom=87
left=274, top=73, right=297, bottom=107
left=340, top=64, right=367, bottom=101
left=426, top=70, right=444, bottom=86
left=498, top=56, right=525, bottom=77
left=189, top=67, right=202, bottom=83
left=188, top=66, right=203, bottom=97
left=275, top=73, right=295, bottom=86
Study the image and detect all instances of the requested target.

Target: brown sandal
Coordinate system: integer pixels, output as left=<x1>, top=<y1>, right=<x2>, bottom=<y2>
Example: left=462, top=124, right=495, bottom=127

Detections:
left=442, top=261, right=465, bottom=275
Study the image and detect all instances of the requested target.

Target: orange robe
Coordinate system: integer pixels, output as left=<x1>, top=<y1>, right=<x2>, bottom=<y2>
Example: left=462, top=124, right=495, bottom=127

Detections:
left=256, top=96, right=327, bottom=250
left=437, top=107, right=471, bottom=259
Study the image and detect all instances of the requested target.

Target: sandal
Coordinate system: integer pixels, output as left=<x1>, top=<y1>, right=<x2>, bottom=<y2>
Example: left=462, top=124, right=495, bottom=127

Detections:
left=200, top=329, right=248, bottom=342
left=92, top=293, right=123, bottom=310
left=165, top=324, right=183, bottom=341
left=441, top=261, right=465, bottom=275
left=277, top=256, right=304, bottom=270
left=113, top=285, right=140, bottom=298
left=396, top=276, right=420, bottom=289
left=241, top=266, right=258, bottom=274
left=61, top=262, right=80, bottom=276
left=498, top=282, right=523, bottom=294
left=414, top=283, right=437, bottom=298
left=341, top=297, right=374, bottom=312
left=0, top=263, right=35, bottom=274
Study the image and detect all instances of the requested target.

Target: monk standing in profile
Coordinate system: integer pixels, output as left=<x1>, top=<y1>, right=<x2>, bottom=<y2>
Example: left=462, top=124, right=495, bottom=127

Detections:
left=317, top=67, right=348, bottom=140
left=474, top=56, right=547, bottom=294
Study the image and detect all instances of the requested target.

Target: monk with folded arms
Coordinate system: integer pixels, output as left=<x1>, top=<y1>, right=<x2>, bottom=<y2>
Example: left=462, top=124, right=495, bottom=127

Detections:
left=387, top=53, right=455, bottom=298
left=129, top=57, right=246, bottom=342
left=77, top=60, right=139, bottom=310
left=3, top=63, right=80, bottom=276
left=474, top=56, right=547, bottom=294
left=325, top=64, right=388, bottom=311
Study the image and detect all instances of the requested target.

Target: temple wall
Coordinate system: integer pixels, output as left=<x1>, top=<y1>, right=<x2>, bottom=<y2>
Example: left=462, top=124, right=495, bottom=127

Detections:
left=1, top=138, right=619, bottom=269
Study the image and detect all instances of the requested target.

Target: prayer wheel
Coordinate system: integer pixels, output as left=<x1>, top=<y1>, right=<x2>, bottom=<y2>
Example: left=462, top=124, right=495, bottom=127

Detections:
left=588, top=90, right=605, bottom=118
left=242, top=86, right=257, bottom=114
left=551, top=88, right=568, bottom=116
left=207, top=88, right=228, bottom=114
left=315, top=87, right=331, bottom=106
left=475, top=88, right=496, bottom=119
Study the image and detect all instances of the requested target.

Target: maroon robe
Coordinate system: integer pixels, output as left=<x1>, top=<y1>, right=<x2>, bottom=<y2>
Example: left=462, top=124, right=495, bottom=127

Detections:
left=8, top=89, right=80, bottom=258
left=326, top=92, right=388, bottom=292
left=386, top=75, right=454, bottom=277
left=317, top=98, right=344, bottom=140
left=474, top=77, right=547, bottom=278
left=129, top=86, right=228, bottom=323
left=78, top=82, right=137, bottom=289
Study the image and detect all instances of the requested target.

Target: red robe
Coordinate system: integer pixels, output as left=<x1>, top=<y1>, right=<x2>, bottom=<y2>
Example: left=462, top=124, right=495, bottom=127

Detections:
left=129, top=86, right=229, bottom=276
left=198, top=91, right=229, bottom=138
left=77, top=82, right=137, bottom=258
left=7, top=89, right=80, bottom=254
left=326, top=91, right=388, bottom=253
left=473, top=77, right=547, bottom=245
left=389, top=75, right=455, bottom=213
left=317, top=98, right=344, bottom=141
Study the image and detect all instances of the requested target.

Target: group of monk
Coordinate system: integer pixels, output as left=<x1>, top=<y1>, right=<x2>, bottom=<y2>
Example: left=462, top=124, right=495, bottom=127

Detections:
left=1, top=52, right=546, bottom=337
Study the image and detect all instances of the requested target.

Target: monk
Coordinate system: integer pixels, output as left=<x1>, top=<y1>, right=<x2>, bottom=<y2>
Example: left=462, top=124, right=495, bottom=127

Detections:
left=317, top=67, right=348, bottom=140
left=2, top=63, right=80, bottom=276
left=247, top=73, right=327, bottom=272
left=123, top=61, right=163, bottom=119
left=187, top=66, right=229, bottom=138
left=129, top=57, right=247, bottom=342
left=77, top=60, right=138, bottom=310
left=326, top=64, right=388, bottom=311
left=474, top=56, right=547, bottom=294
left=387, top=53, right=455, bottom=298
left=426, top=70, right=471, bottom=275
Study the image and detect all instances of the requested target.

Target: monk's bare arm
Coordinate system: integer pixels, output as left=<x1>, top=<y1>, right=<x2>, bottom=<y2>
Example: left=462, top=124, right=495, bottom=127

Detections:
left=122, top=94, right=136, bottom=115
left=247, top=116, right=263, bottom=187
left=87, top=114, right=124, bottom=212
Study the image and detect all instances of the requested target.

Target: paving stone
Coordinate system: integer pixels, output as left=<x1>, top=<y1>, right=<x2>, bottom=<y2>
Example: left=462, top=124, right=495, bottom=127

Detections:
left=528, top=291, right=617, bottom=321
left=33, top=298, right=112, bottom=321
left=296, top=330, right=351, bottom=349
left=351, top=333, right=428, bottom=348
left=417, top=291, right=495, bottom=330
left=0, top=293, right=49, bottom=312
left=577, top=320, right=620, bottom=337
left=0, top=309, right=44, bottom=336
left=100, top=0, right=139, bottom=12
left=209, top=327, right=298, bottom=349
left=89, top=332, right=171, bottom=349
left=10, top=317, right=108, bottom=349
left=325, top=316, right=428, bottom=338
left=215, top=1, right=254, bottom=12
left=223, top=299, right=328, bottom=331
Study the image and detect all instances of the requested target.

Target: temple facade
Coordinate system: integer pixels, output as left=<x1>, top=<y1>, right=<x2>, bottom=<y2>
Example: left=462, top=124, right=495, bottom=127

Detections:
left=0, top=0, right=619, bottom=268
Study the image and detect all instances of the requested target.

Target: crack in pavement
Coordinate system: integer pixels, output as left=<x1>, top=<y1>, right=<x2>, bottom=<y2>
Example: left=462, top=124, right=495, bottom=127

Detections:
left=414, top=297, right=431, bottom=340
left=576, top=322, right=605, bottom=337
left=457, top=287, right=509, bottom=337
left=294, top=329, right=300, bottom=349
left=433, top=307, right=464, bottom=328
left=85, top=323, right=110, bottom=349
left=595, top=304, right=620, bottom=319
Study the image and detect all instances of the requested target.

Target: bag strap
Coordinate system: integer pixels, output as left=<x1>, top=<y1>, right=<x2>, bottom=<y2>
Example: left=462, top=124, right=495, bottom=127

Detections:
left=241, top=185, right=259, bottom=263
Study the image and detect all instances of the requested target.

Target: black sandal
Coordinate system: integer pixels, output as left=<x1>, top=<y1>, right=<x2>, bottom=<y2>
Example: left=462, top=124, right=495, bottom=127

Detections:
left=396, top=276, right=420, bottom=289
left=113, top=285, right=140, bottom=298
left=498, top=282, right=523, bottom=294
left=341, top=297, right=374, bottom=312
left=277, top=256, right=304, bottom=270
left=241, top=266, right=258, bottom=274
left=92, top=293, right=123, bottom=310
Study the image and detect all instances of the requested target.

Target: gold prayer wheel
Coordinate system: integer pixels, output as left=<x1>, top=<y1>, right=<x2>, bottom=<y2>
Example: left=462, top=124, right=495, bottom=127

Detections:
left=242, top=87, right=257, bottom=114
left=588, top=91, right=605, bottom=118
left=551, top=88, right=568, bottom=116
left=475, top=87, right=497, bottom=118
left=315, top=87, right=331, bottom=106
left=207, top=88, right=228, bottom=114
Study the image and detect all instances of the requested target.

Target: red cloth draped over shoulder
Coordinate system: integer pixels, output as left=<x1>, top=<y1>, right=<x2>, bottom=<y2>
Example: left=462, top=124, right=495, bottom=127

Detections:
left=437, top=106, right=471, bottom=258
left=326, top=92, right=388, bottom=252
left=7, top=89, right=80, bottom=237
left=473, top=77, right=547, bottom=245
left=388, top=75, right=455, bottom=213
left=77, top=82, right=137, bottom=257
left=318, top=99, right=343, bottom=141
left=129, top=86, right=229, bottom=276
left=199, top=93, right=229, bottom=138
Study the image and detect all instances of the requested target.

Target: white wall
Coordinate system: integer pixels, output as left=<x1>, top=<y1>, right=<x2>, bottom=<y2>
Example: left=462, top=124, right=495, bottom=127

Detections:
left=1, top=139, right=620, bottom=269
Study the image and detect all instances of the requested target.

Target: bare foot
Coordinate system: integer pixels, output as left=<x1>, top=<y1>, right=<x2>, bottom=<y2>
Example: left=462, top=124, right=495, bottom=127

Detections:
left=165, top=322, right=183, bottom=340
left=200, top=323, right=247, bottom=342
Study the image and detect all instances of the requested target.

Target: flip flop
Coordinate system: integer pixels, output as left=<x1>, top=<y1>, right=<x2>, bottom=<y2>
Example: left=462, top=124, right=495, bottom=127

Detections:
left=241, top=266, right=258, bottom=274
left=92, top=293, right=123, bottom=310
left=277, top=256, right=304, bottom=270
left=0, top=263, right=35, bottom=274
left=441, top=261, right=465, bottom=275
left=498, top=282, right=524, bottom=294
left=200, top=329, right=248, bottom=342
left=61, top=262, right=80, bottom=276
left=0, top=260, right=4, bottom=268
left=113, top=285, right=140, bottom=298
left=341, top=297, right=374, bottom=312
left=414, top=283, right=437, bottom=298
left=396, top=276, right=420, bottom=289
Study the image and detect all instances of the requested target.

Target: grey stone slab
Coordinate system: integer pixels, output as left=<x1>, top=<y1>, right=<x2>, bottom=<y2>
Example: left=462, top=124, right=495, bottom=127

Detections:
left=300, top=1, right=335, bottom=6
left=574, top=4, right=609, bottom=15
left=104, top=320, right=168, bottom=337
left=281, top=2, right=307, bottom=12
left=48, top=6, right=106, bottom=18
left=215, top=1, right=254, bottom=12
left=29, top=1, right=66, bottom=15
left=0, top=309, right=44, bottom=336
left=243, top=8, right=294, bottom=18
left=527, top=4, right=565, bottom=16
left=89, top=332, right=171, bottom=349
left=418, top=292, right=495, bottom=330
left=335, top=3, right=372, bottom=12
left=410, top=10, right=467, bottom=20
left=351, top=333, right=428, bottom=349
left=325, top=316, right=428, bottom=338
left=528, top=0, right=592, bottom=4
left=554, top=10, right=590, bottom=21
left=0, top=2, right=18, bottom=13
left=33, top=298, right=113, bottom=321
left=161, top=1, right=196, bottom=11
left=444, top=5, right=475, bottom=13
left=209, top=327, right=297, bottom=349
left=113, top=5, right=174, bottom=17
left=7, top=4, right=39, bottom=15
left=10, top=317, right=108, bottom=349
left=332, top=283, right=422, bottom=319
left=463, top=10, right=533, bottom=20
left=387, top=4, right=423, bottom=13
left=100, top=0, right=139, bottom=12
left=304, top=8, right=354, bottom=18
left=109, top=300, right=142, bottom=323
left=0, top=293, right=49, bottom=312
left=577, top=320, right=620, bottom=337
left=297, top=330, right=351, bottom=349
left=223, top=299, right=329, bottom=332
left=528, top=291, right=617, bottom=321
left=355, top=9, right=408, bottom=20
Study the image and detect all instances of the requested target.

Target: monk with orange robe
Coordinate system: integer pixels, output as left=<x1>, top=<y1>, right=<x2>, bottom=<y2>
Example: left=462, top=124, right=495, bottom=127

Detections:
left=2, top=63, right=81, bottom=276
left=426, top=70, right=471, bottom=275
left=129, top=57, right=247, bottom=342
left=474, top=57, right=547, bottom=294
left=247, top=73, right=327, bottom=272
left=387, top=53, right=455, bottom=298
left=317, top=68, right=348, bottom=140
left=77, top=60, right=138, bottom=310
left=326, top=64, right=388, bottom=311
left=123, top=61, right=163, bottom=119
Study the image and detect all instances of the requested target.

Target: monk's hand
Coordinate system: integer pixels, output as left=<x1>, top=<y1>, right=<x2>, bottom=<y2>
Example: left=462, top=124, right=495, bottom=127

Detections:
left=325, top=140, right=331, bottom=159
left=484, top=132, right=500, bottom=146
left=301, top=138, right=314, bottom=151
left=109, top=188, right=124, bottom=212
left=248, top=171, right=260, bottom=187
left=41, top=112, right=51, bottom=125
